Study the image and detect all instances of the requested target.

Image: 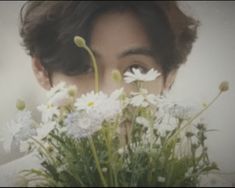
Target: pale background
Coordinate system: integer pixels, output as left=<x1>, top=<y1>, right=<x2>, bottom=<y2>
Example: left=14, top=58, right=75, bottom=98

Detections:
left=0, top=1, right=235, bottom=183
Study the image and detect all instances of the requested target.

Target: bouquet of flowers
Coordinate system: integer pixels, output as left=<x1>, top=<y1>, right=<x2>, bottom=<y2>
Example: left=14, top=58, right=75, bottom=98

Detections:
left=0, top=36, right=230, bottom=187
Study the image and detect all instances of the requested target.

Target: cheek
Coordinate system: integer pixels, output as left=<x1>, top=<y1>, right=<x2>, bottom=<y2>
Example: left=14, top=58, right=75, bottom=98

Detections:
left=142, top=78, right=164, bottom=94
left=52, top=73, right=164, bottom=95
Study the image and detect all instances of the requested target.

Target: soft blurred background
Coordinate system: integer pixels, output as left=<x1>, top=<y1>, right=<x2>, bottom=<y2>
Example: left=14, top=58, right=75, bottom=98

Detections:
left=0, top=1, right=235, bottom=184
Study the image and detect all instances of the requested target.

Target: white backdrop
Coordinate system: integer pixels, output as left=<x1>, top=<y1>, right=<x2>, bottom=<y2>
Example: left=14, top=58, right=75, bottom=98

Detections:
left=0, top=1, right=235, bottom=184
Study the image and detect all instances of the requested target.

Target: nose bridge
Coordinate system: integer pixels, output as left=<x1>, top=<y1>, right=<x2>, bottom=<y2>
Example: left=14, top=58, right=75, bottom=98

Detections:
left=100, top=67, right=122, bottom=94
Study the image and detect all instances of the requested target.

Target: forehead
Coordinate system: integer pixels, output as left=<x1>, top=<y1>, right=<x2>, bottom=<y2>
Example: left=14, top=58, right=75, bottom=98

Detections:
left=89, top=11, right=150, bottom=56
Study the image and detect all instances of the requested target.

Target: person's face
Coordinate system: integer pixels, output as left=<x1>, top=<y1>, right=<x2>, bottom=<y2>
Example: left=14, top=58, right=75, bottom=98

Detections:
left=33, top=11, right=176, bottom=95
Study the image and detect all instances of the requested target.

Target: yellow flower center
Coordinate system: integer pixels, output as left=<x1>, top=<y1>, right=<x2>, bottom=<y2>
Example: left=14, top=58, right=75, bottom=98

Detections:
left=87, top=101, right=94, bottom=107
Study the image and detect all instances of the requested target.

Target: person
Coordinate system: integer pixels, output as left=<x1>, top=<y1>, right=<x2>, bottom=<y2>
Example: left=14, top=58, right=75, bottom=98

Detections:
left=0, top=1, right=199, bottom=186
left=20, top=1, right=199, bottom=95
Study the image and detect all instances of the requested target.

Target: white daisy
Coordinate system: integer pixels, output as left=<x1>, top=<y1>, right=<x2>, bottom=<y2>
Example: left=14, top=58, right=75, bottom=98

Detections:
left=64, top=112, right=102, bottom=139
left=46, top=82, right=67, bottom=99
left=168, top=104, right=195, bottom=121
left=0, top=121, right=21, bottom=153
left=75, top=91, right=108, bottom=112
left=19, top=140, right=30, bottom=153
left=35, top=121, right=56, bottom=140
left=95, top=96, right=122, bottom=121
left=37, top=104, right=60, bottom=123
left=136, top=116, right=150, bottom=128
left=0, top=110, right=34, bottom=153
left=155, top=93, right=197, bottom=121
left=130, top=89, right=158, bottom=107
left=154, top=111, right=178, bottom=137
left=124, top=68, right=161, bottom=83
left=48, top=89, right=73, bottom=107
left=76, top=89, right=124, bottom=123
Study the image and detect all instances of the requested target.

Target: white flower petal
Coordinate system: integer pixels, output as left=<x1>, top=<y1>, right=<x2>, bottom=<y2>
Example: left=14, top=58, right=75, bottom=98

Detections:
left=130, top=95, right=145, bottom=107
left=46, top=82, right=66, bottom=99
left=136, top=116, right=150, bottom=127
left=35, top=122, right=56, bottom=140
left=124, top=68, right=161, bottom=83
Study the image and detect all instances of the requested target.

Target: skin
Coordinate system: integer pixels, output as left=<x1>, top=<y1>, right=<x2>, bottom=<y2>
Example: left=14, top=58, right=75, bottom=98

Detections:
left=32, top=11, right=177, bottom=95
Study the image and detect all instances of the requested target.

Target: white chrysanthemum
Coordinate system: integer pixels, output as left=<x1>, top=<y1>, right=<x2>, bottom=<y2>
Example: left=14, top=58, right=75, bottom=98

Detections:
left=0, top=110, right=34, bottom=153
left=97, top=96, right=122, bottom=121
left=136, top=116, right=150, bottom=128
left=154, top=111, right=178, bottom=137
left=89, top=88, right=124, bottom=121
left=48, top=89, right=73, bottom=107
left=75, top=90, right=121, bottom=121
left=35, top=122, right=56, bottom=140
left=75, top=91, right=108, bottom=112
left=0, top=121, right=21, bottom=153
left=75, top=88, right=123, bottom=122
left=46, top=82, right=67, bottom=98
left=64, top=112, right=102, bottom=139
left=124, top=68, right=161, bottom=83
left=19, top=140, right=30, bottom=153
left=37, top=104, right=60, bottom=123
left=168, top=104, right=195, bottom=120
left=130, top=89, right=159, bottom=107
left=156, top=93, right=197, bottom=121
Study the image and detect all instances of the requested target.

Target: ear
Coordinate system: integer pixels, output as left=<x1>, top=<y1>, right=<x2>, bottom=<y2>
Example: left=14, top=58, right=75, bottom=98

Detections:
left=163, top=69, right=178, bottom=91
left=32, top=57, right=51, bottom=90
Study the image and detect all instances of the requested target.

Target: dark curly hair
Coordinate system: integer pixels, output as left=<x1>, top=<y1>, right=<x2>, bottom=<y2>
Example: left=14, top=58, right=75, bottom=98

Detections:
left=19, top=1, right=199, bottom=79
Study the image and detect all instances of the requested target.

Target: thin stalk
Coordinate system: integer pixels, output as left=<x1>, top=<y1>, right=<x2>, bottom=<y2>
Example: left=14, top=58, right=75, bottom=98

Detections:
left=84, top=45, right=99, bottom=93
left=88, top=137, right=107, bottom=187
left=30, top=136, right=56, bottom=165
left=167, top=91, right=222, bottom=146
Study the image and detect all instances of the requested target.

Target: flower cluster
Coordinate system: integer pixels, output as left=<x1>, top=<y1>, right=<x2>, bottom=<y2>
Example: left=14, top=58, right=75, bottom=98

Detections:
left=0, top=67, right=229, bottom=187
left=0, top=36, right=230, bottom=187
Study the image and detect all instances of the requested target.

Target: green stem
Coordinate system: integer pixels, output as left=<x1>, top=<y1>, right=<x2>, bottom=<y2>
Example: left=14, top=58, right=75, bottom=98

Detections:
left=104, top=123, right=118, bottom=187
left=84, top=46, right=99, bottom=93
left=30, top=136, right=56, bottom=165
left=88, top=137, right=108, bottom=187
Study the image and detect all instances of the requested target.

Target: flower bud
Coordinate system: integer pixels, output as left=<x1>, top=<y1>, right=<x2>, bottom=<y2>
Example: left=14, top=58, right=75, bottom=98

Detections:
left=68, top=85, right=78, bottom=97
left=112, top=69, right=122, bottom=82
left=219, top=81, right=229, bottom=92
left=16, top=99, right=25, bottom=111
left=74, top=36, right=86, bottom=48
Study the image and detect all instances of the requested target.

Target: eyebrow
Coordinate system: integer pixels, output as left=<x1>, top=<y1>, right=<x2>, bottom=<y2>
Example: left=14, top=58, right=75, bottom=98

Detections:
left=91, top=47, right=155, bottom=61
left=118, top=47, right=155, bottom=59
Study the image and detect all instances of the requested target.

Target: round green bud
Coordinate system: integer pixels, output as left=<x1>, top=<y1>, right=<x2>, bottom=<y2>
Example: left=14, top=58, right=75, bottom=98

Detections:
left=74, top=36, right=86, bottom=48
left=112, top=69, right=122, bottom=82
left=68, top=85, right=78, bottom=97
left=16, top=99, right=25, bottom=111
